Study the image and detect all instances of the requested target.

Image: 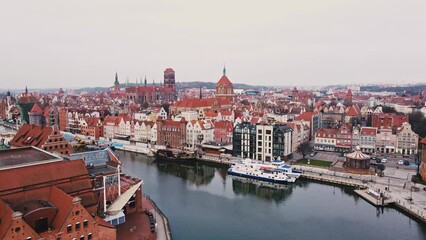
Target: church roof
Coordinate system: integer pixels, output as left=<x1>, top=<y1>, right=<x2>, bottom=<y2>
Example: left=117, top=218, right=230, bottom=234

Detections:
left=29, top=103, right=43, bottom=114
left=217, top=75, right=232, bottom=85
left=164, top=68, right=174, bottom=73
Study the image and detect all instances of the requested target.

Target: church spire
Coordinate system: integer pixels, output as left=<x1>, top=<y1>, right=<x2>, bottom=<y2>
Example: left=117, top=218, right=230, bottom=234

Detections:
left=25, top=86, right=28, bottom=94
left=114, top=72, right=119, bottom=85
left=199, top=85, right=202, bottom=99
left=223, top=65, right=226, bottom=75
left=144, top=75, right=147, bottom=86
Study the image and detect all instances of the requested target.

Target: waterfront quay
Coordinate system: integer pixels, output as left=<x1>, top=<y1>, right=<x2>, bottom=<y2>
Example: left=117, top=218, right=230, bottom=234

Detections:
left=118, top=150, right=426, bottom=240
left=117, top=146, right=426, bottom=225
left=199, top=153, right=426, bottom=224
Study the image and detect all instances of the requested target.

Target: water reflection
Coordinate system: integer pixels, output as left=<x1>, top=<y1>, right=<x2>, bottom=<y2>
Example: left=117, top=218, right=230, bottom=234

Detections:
left=156, top=160, right=216, bottom=186
left=231, top=176, right=296, bottom=203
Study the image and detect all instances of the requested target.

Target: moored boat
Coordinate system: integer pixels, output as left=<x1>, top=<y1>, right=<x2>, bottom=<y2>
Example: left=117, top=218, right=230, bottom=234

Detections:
left=227, top=159, right=301, bottom=183
left=155, top=149, right=196, bottom=161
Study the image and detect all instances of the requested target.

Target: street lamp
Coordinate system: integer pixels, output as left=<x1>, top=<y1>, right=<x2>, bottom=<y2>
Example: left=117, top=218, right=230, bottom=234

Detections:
left=415, top=152, right=421, bottom=177
left=388, top=178, right=390, bottom=191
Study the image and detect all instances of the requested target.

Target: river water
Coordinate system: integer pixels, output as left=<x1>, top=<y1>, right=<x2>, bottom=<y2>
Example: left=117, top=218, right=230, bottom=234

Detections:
left=117, top=150, right=426, bottom=240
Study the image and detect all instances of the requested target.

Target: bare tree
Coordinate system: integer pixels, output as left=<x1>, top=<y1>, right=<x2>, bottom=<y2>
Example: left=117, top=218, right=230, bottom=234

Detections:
left=297, top=142, right=312, bottom=159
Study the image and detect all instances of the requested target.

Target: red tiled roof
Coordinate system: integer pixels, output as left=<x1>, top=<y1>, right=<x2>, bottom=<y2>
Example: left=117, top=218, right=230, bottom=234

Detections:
left=164, top=68, right=174, bottom=73
left=49, top=186, right=74, bottom=230
left=316, top=128, right=337, bottom=138
left=220, top=110, right=232, bottom=116
left=361, top=127, right=377, bottom=135
left=29, top=103, right=43, bottom=114
left=85, top=117, right=101, bottom=127
left=10, top=124, right=53, bottom=148
left=0, top=199, right=14, bottom=239
left=217, top=75, right=232, bottom=85
left=346, top=106, right=358, bottom=116
left=173, top=97, right=231, bottom=108
left=295, top=111, right=316, bottom=122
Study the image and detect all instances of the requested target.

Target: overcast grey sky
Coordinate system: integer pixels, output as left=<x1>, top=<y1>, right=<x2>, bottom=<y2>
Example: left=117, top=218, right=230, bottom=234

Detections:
left=1, top=0, right=426, bottom=89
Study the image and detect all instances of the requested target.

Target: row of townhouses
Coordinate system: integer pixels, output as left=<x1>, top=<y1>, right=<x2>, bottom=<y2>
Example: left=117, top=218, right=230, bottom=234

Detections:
left=314, top=122, right=419, bottom=156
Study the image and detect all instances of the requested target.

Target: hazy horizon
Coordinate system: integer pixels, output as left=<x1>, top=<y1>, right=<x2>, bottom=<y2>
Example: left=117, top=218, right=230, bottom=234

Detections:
left=1, top=0, right=425, bottom=89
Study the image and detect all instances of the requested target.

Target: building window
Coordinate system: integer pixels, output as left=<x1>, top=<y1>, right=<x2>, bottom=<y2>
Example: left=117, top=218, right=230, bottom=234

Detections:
left=26, top=238, right=32, bottom=240
left=67, top=224, right=72, bottom=233
left=83, top=220, right=88, bottom=228
left=80, top=235, right=85, bottom=240
left=76, top=222, right=80, bottom=231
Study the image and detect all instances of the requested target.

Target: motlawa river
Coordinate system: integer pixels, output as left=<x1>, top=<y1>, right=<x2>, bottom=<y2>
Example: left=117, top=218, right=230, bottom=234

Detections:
left=117, top=150, right=426, bottom=240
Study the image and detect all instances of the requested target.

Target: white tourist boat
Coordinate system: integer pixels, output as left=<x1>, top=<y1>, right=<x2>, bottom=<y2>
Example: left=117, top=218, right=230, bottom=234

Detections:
left=227, top=159, right=302, bottom=183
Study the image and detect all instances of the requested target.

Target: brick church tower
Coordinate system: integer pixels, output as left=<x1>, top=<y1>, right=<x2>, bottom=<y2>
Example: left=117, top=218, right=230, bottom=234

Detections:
left=216, top=67, right=234, bottom=102
left=164, top=68, right=175, bottom=89
left=114, top=72, right=120, bottom=93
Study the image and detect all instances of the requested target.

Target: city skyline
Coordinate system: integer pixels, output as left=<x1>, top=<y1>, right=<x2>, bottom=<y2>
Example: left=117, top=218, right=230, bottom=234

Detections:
left=1, top=0, right=426, bottom=89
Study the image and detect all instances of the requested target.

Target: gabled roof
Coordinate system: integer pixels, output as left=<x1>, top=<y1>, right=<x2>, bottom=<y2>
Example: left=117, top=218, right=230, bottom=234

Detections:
left=217, top=75, right=232, bottom=85
left=10, top=124, right=53, bottom=148
left=346, top=106, right=359, bottom=116
left=29, top=103, right=43, bottom=114
left=295, top=111, right=316, bottom=122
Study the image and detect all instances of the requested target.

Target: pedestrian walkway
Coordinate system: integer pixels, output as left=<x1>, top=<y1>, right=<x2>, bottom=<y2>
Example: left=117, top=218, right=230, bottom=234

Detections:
left=144, top=197, right=172, bottom=240
left=296, top=164, right=426, bottom=223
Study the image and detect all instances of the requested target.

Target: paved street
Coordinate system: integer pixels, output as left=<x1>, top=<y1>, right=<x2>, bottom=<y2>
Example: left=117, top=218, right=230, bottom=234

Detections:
left=294, top=150, right=419, bottom=171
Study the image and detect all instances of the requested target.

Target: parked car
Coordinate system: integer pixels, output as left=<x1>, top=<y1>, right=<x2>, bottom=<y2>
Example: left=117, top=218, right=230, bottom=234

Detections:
left=381, top=158, right=387, bottom=163
left=398, top=160, right=404, bottom=165
left=403, top=160, right=410, bottom=166
left=338, top=152, right=344, bottom=157
left=371, top=156, right=377, bottom=160
left=376, top=158, right=382, bottom=163
left=310, top=152, right=317, bottom=157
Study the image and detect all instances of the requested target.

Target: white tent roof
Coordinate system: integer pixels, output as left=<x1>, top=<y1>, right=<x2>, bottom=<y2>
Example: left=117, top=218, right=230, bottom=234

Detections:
left=106, top=181, right=142, bottom=215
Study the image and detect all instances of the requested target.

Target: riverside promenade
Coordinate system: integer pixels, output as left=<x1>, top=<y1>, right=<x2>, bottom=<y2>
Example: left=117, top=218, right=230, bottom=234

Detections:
left=196, top=153, right=426, bottom=224
left=116, top=147, right=426, bottom=224
left=281, top=164, right=426, bottom=223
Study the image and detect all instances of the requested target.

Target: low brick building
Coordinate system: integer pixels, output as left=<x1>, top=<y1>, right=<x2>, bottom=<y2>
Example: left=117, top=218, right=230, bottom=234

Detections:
left=10, top=124, right=71, bottom=155
left=156, top=117, right=187, bottom=148
left=0, top=147, right=115, bottom=240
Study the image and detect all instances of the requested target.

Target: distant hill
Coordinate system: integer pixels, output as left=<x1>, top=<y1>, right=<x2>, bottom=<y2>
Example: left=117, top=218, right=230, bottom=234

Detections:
left=360, top=84, right=426, bottom=95
left=177, top=81, right=273, bottom=90
left=71, top=81, right=273, bottom=93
